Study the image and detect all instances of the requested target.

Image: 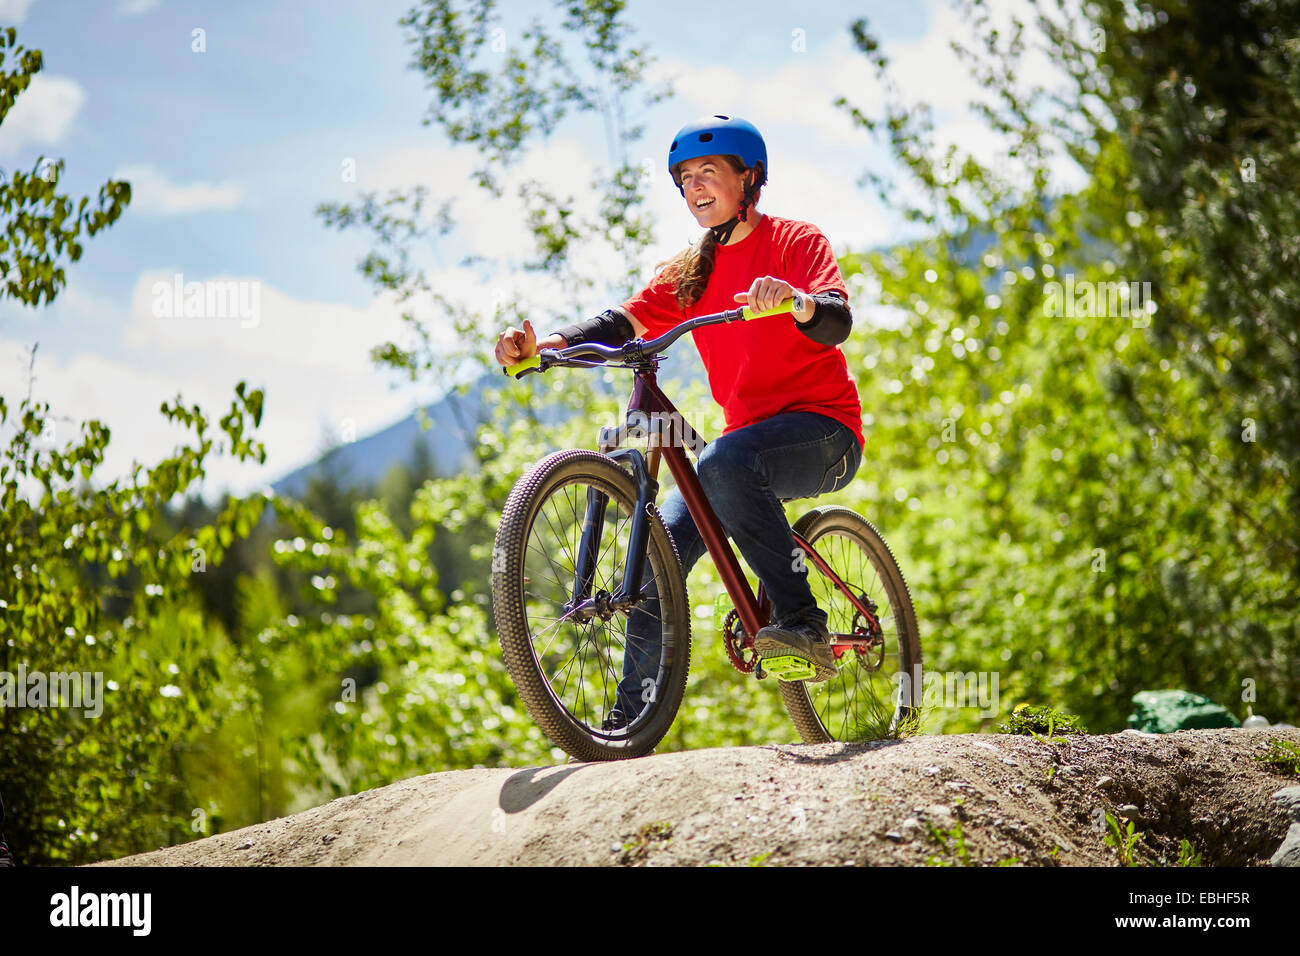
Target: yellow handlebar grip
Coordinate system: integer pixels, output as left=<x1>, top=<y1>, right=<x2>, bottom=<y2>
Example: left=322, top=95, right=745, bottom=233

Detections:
left=502, top=355, right=542, bottom=377
left=740, top=293, right=806, bottom=321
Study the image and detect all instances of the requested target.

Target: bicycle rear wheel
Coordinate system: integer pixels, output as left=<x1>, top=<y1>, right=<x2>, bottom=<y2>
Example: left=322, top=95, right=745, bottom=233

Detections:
left=492, top=449, right=691, bottom=761
left=778, top=505, right=922, bottom=742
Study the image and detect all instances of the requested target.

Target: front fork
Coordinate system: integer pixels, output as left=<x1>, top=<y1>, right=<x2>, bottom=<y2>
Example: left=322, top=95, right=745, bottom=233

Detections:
left=566, top=448, right=658, bottom=620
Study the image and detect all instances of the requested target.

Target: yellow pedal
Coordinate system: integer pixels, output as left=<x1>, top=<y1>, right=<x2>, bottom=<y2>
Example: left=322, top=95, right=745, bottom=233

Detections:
left=758, top=654, right=817, bottom=681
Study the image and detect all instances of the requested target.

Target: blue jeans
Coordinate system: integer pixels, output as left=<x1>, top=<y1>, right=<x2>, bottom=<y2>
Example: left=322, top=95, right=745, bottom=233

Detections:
left=613, top=411, right=862, bottom=719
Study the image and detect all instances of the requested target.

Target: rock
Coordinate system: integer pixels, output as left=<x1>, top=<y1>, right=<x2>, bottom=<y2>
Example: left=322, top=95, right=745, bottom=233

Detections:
left=1000, top=757, right=1017, bottom=766
left=1120, top=728, right=1159, bottom=739
left=1058, top=765, right=1084, bottom=777
left=925, top=804, right=955, bottom=823
left=1096, top=776, right=1116, bottom=790
left=922, top=765, right=941, bottom=776
left=900, top=818, right=922, bottom=838
left=1269, top=824, right=1300, bottom=867
left=884, top=830, right=904, bottom=843
left=1117, top=804, right=1141, bottom=821
left=1271, top=787, right=1300, bottom=824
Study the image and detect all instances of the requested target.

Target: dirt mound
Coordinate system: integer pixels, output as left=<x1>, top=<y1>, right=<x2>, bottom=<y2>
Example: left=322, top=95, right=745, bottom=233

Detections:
left=96, top=727, right=1299, bottom=867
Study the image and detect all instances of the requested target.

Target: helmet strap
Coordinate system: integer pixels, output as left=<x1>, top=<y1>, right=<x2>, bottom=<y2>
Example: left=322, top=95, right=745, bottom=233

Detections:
left=708, top=169, right=760, bottom=246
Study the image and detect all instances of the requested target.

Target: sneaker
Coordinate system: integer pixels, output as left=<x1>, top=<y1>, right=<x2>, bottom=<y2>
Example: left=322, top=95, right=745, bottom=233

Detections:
left=754, top=612, right=837, bottom=682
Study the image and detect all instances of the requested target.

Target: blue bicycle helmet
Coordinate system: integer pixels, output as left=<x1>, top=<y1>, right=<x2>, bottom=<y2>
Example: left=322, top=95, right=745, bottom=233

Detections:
left=668, top=114, right=767, bottom=243
left=668, top=114, right=768, bottom=190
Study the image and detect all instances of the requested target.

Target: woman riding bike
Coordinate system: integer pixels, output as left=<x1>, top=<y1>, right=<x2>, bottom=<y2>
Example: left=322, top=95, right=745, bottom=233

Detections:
left=493, top=114, right=863, bottom=730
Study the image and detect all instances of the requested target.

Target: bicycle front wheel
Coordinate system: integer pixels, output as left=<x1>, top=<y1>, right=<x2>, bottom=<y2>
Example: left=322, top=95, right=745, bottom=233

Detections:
left=492, top=449, right=691, bottom=761
left=779, top=505, right=922, bottom=743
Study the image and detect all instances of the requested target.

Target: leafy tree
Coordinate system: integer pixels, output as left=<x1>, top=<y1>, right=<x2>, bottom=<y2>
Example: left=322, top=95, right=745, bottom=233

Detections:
left=830, top=0, right=1299, bottom=729
left=0, top=28, right=273, bottom=863
left=0, top=28, right=129, bottom=306
left=318, top=0, right=669, bottom=396
left=0, top=384, right=270, bottom=863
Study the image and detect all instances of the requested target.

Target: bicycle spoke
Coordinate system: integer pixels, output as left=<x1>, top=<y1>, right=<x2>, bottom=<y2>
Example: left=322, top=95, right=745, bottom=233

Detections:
left=795, top=524, right=910, bottom=741
left=507, top=470, right=682, bottom=738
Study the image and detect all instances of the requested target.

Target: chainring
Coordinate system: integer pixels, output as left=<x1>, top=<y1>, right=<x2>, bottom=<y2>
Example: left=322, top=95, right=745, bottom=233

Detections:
left=721, top=607, right=762, bottom=674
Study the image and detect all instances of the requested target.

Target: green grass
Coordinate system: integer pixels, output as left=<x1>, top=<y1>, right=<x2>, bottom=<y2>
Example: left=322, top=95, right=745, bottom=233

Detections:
left=1103, top=811, right=1143, bottom=866
left=1254, top=738, right=1300, bottom=776
left=617, top=821, right=674, bottom=865
left=1101, top=811, right=1202, bottom=867
left=998, top=703, right=1088, bottom=738
left=923, top=799, right=1021, bottom=867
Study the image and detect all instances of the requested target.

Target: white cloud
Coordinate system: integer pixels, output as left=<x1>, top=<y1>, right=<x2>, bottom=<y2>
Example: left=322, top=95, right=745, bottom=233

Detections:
left=112, top=164, right=244, bottom=215
left=651, top=40, right=877, bottom=149
left=1, top=273, right=452, bottom=498
left=0, top=74, right=84, bottom=159
left=120, top=0, right=160, bottom=13
left=0, top=0, right=35, bottom=25
left=655, top=0, right=1084, bottom=214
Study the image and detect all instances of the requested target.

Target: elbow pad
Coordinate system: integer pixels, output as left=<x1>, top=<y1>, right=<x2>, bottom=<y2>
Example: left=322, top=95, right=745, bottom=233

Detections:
left=795, top=292, right=852, bottom=346
left=551, top=308, right=635, bottom=347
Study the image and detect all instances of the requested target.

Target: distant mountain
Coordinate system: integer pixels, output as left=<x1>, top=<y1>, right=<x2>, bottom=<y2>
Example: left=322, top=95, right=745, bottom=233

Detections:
left=270, top=344, right=707, bottom=498
left=271, top=377, right=491, bottom=498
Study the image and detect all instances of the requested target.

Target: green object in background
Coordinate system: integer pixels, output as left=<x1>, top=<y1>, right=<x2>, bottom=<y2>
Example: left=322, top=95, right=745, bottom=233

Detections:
left=1127, top=690, right=1242, bottom=734
left=713, top=592, right=733, bottom=632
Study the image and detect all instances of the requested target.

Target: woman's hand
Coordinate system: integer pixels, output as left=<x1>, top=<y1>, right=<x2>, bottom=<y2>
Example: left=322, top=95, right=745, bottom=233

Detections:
left=495, top=318, right=537, bottom=366
left=734, top=276, right=815, bottom=322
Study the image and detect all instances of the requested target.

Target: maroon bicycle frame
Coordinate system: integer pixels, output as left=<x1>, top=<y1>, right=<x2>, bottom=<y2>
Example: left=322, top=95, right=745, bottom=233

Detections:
left=622, top=365, right=879, bottom=651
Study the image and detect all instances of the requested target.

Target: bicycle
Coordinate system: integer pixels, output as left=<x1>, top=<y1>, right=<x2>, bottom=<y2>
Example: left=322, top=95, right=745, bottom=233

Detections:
left=494, top=294, right=922, bottom=761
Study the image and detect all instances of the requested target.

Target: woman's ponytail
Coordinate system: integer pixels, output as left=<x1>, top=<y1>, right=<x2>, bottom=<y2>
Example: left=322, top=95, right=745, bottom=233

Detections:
left=658, top=228, right=718, bottom=311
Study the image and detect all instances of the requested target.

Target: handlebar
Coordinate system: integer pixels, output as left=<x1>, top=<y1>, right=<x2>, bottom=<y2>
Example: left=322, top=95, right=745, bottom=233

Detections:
left=500, top=293, right=806, bottom=379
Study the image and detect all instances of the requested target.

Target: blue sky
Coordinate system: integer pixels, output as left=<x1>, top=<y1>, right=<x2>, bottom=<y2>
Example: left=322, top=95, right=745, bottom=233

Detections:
left=0, top=0, right=1067, bottom=496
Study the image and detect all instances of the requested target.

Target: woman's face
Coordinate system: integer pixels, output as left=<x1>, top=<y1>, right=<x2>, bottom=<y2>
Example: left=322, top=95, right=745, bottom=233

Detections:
left=677, top=155, right=749, bottom=228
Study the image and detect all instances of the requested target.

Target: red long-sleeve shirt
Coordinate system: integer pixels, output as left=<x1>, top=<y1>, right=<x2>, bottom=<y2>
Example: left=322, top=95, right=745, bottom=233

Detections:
left=620, top=214, right=863, bottom=452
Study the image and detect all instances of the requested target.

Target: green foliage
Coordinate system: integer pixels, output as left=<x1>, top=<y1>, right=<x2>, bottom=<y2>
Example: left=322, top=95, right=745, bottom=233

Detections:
left=1254, top=738, right=1300, bottom=776
left=826, top=0, right=1300, bottom=733
left=0, top=28, right=130, bottom=307
left=319, top=0, right=668, bottom=395
left=998, top=703, right=1088, bottom=738
left=0, top=384, right=269, bottom=863
left=0, top=25, right=285, bottom=865
left=617, top=820, right=673, bottom=865
left=924, top=816, right=972, bottom=867
left=924, top=799, right=1020, bottom=866
left=1103, top=810, right=1144, bottom=867
left=1175, top=838, right=1202, bottom=867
